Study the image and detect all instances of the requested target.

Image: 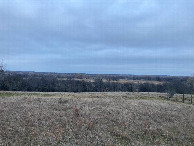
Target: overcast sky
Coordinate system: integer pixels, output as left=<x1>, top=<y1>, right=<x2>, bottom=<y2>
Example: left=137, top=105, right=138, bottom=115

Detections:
left=0, top=0, right=194, bottom=76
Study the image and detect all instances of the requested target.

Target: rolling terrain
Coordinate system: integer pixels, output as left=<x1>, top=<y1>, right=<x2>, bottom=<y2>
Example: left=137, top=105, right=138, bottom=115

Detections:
left=0, top=92, right=194, bottom=145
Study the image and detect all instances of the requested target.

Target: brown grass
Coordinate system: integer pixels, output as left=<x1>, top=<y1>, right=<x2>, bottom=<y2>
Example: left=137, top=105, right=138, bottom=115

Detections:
left=0, top=92, right=194, bottom=145
left=58, top=78, right=164, bottom=84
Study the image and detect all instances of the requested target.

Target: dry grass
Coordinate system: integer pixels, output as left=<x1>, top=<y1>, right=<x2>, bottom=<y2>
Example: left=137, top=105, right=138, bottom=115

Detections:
left=102, top=79, right=164, bottom=85
left=0, top=92, right=194, bottom=145
left=58, top=78, right=164, bottom=84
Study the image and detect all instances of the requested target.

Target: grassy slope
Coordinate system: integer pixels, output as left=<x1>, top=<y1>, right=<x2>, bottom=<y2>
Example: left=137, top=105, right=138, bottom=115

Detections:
left=0, top=92, right=194, bottom=145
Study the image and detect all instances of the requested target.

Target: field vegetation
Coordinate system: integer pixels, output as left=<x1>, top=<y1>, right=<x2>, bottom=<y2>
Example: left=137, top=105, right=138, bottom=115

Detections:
left=0, top=92, right=194, bottom=145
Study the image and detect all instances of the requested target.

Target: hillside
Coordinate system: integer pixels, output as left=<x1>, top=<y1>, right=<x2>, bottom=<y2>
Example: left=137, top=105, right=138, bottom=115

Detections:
left=0, top=92, right=194, bottom=145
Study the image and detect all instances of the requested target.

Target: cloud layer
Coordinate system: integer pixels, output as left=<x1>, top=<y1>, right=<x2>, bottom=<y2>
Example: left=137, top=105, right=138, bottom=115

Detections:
left=0, top=0, right=194, bottom=75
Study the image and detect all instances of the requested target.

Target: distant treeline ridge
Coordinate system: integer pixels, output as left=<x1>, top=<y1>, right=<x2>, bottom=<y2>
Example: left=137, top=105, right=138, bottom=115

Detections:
left=0, top=72, right=193, bottom=94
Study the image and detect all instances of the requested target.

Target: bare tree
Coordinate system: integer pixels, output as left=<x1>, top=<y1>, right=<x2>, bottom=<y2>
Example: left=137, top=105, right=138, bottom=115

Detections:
left=0, top=60, right=6, bottom=73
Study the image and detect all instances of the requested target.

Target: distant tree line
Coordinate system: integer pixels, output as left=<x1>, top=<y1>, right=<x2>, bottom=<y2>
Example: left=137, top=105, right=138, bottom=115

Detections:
left=0, top=73, right=193, bottom=94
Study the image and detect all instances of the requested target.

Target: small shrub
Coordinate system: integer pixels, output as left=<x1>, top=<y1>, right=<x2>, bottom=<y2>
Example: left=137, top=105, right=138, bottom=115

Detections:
left=167, top=90, right=175, bottom=98
left=74, top=107, right=79, bottom=117
left=58, top=98, right=68, bottom=104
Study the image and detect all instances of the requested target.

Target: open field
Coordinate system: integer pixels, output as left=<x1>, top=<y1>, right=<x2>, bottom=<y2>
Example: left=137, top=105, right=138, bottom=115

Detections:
left=58, top=78, right=164, bottom=85
left=0, top=92, right=194, bottom=145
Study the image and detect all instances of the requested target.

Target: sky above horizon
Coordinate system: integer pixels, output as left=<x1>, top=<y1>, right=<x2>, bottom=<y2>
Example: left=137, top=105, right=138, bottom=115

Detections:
left=0, top=0, right=194, bottom=76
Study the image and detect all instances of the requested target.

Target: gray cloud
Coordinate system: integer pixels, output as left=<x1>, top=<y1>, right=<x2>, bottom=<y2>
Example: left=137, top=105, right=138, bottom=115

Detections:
left=0, top=0, right=194, bottom=75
